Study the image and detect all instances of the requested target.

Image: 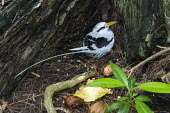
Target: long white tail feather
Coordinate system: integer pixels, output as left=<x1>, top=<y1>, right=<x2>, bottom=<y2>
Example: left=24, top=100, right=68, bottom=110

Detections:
left=14, top=50, right=95, bottom=79
left=69, top=46, right=88, bottom=51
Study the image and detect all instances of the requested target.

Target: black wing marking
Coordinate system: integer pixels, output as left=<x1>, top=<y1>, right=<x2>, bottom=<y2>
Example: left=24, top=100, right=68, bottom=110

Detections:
left=97, top=27, right=105, bottom=32
left=95, top=37, right=113, bottom=48
left=83, top=35, right=96, bottom=50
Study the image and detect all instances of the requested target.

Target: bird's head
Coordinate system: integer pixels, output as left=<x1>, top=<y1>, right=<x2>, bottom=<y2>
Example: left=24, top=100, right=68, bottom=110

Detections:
left=93, top=21, right=117, bottom=32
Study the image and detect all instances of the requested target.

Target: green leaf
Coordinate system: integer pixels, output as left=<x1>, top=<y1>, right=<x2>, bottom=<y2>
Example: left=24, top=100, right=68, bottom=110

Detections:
left=136, top=82, right=170, bottom=93
left=85, top=78, right=126, bottom=88
left=135, top=82, right=140, bottom=85
left=117, top=103, right=130, bottom=113
left=109, top=61, right=128, bottom=86
left=117, top=97, right=129, bottom=101
left=135, top=98, right=153, bottom=113
left=127, top=77, right=136, bottom=90
left=133, top=93, right=138, bottom=97
left=136, top=95, right=152, bottom=102
left=105, top=102, right=124, bottom=113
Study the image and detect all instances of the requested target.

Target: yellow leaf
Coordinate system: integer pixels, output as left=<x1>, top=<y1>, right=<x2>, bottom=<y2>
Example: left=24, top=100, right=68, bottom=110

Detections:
left=74, top=79, right=112, bottom=102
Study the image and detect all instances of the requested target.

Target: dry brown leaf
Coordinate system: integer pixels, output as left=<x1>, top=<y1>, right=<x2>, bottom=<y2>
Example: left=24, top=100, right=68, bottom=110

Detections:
left=64, top=96, right=84, bottom=108
left=102, top=64, right=112, bottom=76
left=88, top=101, right=108, bottom=113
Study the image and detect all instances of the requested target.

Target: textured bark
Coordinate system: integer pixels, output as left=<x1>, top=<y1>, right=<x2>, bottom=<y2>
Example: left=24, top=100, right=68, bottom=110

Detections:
left=117, top=0, right=169, bottom=61
left=0, top=0, right=118, bottom=97
left=164, top=0, right=170, bottom=42
left=0, top=0, right=169, bottom=97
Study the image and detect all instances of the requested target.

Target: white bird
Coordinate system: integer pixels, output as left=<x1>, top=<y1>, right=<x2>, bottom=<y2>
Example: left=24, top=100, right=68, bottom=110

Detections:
left=14, top=22, right=116, bottom=78
left=69, top=21, right=117, bottom=58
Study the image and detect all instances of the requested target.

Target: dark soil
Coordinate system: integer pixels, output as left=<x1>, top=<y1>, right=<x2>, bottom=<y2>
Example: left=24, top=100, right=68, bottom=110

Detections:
left=1, top=44, right=124, bottom=113
left=0, top=43, right=169, bottom=113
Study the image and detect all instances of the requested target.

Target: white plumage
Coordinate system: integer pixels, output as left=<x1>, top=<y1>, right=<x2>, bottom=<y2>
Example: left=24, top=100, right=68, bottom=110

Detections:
left=69, top=21, right=117, bottom=58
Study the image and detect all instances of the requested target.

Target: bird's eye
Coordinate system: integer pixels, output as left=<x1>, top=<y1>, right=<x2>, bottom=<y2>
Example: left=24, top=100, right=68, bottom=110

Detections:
left=97, top=27, right=105, bottom=32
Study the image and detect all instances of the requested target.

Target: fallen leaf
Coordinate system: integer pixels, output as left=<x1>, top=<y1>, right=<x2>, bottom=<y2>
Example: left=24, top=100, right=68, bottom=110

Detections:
left=89, top=101, right=108, bottom=113
left=74, top=79, right=112, bottom=102
left=86, top=78, right=95, bottom=84
left=64, top=96, right=84, bottom=108
left=102, top=64, right=112, bottom=76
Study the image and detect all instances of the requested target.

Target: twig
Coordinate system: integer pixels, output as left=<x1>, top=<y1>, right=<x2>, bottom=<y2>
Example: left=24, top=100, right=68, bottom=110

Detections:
left=44, top=71, right=96, bottom=113
left=157, top=45, right=168, bottom=49
left=6, top=93, right=43, bottom=106
left=129, top=47, right=170, bottom=77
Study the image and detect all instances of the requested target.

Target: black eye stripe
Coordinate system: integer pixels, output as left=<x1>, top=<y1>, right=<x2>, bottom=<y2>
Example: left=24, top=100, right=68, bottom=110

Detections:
left=97, top=27, right=105, bottom=32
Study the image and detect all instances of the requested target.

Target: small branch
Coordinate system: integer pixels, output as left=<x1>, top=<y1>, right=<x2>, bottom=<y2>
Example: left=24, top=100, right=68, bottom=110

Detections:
left=129, top=47, right=170, bottom=77
left=156, top=45, right=168, bottom=49
left=44, top=71, right=96, bottom=113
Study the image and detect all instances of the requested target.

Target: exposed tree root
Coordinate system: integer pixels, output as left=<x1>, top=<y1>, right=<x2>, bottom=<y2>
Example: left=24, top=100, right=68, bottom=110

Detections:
left=44, top=71, right=96, bottom=113
left=129, top=47, right=170, bottom=77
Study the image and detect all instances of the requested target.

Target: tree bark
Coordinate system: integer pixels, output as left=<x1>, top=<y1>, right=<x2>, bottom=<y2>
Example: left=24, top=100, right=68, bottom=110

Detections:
left=117, top=0, right=169, bottom=61
left=0, top=0, right=118, bottom=97
left=0, top=0, right=169, bottom=97
left=164, top=0, right=170, bottom=43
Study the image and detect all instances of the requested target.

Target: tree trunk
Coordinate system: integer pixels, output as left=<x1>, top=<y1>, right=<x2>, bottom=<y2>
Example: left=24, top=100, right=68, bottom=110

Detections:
left=0, top=0, right=169, bottom=97
left=117, top=0, right=169, bottom=61
left=0, top=0, right=118, bottom=97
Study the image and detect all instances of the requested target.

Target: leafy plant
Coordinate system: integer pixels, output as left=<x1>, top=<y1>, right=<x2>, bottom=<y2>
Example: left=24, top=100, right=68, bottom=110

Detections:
left=85, top=61, right=170, bottom=113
